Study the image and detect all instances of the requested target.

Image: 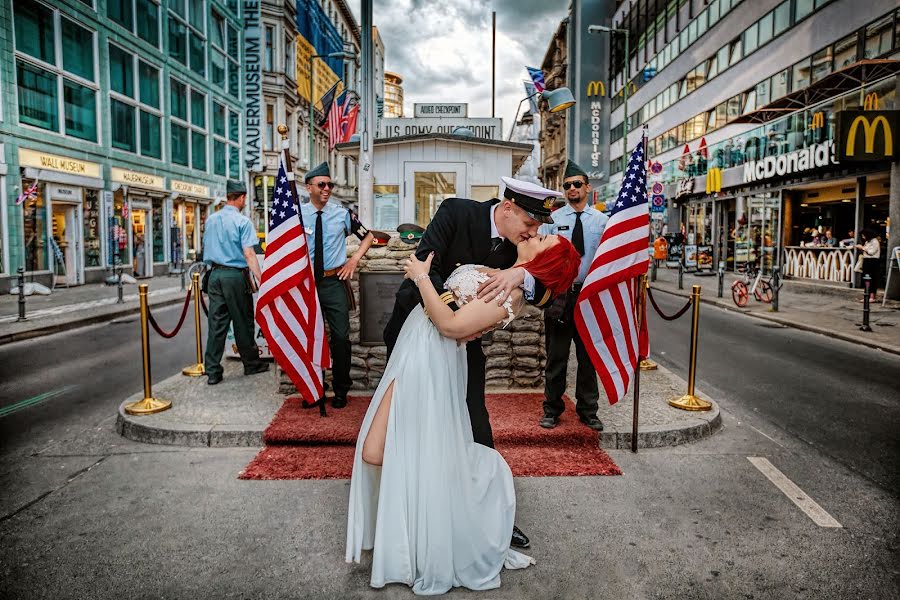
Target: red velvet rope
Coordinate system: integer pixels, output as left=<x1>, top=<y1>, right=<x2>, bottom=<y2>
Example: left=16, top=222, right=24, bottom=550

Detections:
left=147, top=288, right=193, bottom=339
left=646, top=287, right=693, bottom=321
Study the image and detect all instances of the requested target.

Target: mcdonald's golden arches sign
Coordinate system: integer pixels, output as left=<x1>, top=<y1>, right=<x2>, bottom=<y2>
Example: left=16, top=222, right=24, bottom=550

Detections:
left=705, top=168, right=722, bottom=194
left=836, top=110, right=898, bottom=162
left=586, top=80, right=606, bottom=97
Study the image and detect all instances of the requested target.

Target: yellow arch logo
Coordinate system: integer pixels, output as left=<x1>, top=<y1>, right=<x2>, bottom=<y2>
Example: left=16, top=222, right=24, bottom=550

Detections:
left=846, top=115, right=893, bottom=157
left=705, top=168, right=722, bottom=194
left=864, top=93, right=880, bottom=111
left=586, top=80, right=606, bottom=97
left=809, top=112, right=824, bottom=130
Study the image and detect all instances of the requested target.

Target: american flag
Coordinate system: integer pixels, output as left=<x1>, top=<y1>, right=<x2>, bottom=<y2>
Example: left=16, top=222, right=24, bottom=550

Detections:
left=255, top=151, right=331, bottom=405
left=525, top=66, right=545, bottom=93
left=327, top=90, right=348, bottom=151
left=575, top=141, right=650, bottom=405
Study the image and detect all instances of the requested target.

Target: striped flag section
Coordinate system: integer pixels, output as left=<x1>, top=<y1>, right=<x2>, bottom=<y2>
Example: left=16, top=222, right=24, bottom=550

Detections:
left=575, top=141, right=650, bottom=405
left=255, top=149, right=331, bottom=405
left=525, top=66, right=545, bottom=93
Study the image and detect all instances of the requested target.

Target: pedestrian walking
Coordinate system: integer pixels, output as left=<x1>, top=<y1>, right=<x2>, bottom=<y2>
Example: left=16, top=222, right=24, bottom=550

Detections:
left=202, top=180, right=269, bottom=385
left=301, top=162, right=377, bottom=408
left=538, top=159, right=609, bottom=431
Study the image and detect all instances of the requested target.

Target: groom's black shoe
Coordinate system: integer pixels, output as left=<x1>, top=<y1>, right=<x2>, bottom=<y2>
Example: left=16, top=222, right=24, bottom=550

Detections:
left=331, top=396, right=347, bottom=409
left=539, top=415, right=559, bottom=429
left=511, top=525, right=530, bottom=549
left=580, top=415, right=604, bottom=431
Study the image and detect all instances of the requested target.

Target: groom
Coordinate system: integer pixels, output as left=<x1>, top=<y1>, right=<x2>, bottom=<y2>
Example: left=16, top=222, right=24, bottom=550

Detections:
left=383, top=177, right=559, bottom=549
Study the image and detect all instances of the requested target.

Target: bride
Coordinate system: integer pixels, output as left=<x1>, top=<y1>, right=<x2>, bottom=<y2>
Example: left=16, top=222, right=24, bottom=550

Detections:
left=346, top=233, right=580, bottom=595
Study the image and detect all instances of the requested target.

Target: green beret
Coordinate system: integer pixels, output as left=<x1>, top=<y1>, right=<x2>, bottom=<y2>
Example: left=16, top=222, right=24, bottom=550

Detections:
left=304, top=161, right=331, bottom=183
left=397, top=223, right=425, bottom=244
left=564, top=160, right=589, bottom=181
left=226, top=180, right=246, bottom=195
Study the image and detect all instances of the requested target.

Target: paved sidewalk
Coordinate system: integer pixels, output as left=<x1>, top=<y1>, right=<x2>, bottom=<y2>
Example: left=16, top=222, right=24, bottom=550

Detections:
left=116, top=358, right=721, bottom=450
left=0, top=280, right=188, bottom=345
left=650, top=267, right=900, bottom=355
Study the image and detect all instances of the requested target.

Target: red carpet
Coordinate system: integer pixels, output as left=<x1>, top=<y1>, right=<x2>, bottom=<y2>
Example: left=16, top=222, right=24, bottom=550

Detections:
left=240, top=393, right=621, bottom=480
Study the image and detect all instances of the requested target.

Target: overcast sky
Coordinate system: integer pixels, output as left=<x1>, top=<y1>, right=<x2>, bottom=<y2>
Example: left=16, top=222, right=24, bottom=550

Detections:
left=346, top=0, right=570, bottom=137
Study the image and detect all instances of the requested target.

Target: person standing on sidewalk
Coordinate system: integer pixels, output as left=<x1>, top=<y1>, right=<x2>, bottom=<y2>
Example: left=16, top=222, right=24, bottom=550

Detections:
left=302, top=162, right=376, bottom=408
left=202, top=180, right=269, bottom=385
left=538, top=160, right=609, bottom=431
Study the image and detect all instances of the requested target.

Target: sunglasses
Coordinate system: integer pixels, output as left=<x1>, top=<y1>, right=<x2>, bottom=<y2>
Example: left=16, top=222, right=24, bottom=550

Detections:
left=315, top=181, right=336, bottom=190
left=562, top=181, right=585, bottom=190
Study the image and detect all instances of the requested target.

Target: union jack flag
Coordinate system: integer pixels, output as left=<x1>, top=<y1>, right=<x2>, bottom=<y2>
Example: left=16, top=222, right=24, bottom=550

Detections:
left=575, top=141, right=650, bottom=405
left=525, top=66, right=545, bottom=93
left=255, top=147, right=331, bottom=405
left=16, top=181, right=38, bottom=205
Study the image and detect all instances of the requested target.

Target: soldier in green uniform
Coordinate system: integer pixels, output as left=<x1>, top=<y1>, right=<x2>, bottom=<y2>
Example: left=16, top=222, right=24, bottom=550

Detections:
left=202, top=180, right=269, bottom=385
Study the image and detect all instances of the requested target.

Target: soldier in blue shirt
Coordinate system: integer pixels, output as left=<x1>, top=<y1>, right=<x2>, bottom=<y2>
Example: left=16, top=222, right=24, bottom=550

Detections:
left=302, top=162, right=376, bottom=408
left=202, top=180, right=269, bottom=385
left=538, top=160, right=609, bottom=431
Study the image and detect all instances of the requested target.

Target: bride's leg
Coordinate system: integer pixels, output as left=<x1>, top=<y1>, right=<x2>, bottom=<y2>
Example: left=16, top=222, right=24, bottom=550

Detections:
left=362, top=380, right=395, bottom=466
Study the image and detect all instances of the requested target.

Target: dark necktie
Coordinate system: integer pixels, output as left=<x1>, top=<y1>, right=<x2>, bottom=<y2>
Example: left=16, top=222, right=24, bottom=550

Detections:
left=314, top=210, right=324, bottom=281
left=572, top=212, right=585, bottom=256
left=490, top=236, right=503, bottom=254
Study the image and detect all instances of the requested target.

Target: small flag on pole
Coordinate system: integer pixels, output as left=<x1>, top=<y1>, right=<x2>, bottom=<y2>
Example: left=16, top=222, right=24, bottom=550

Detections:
left=317, top=82, right=340, bottom=128
left=575, top=141, right=650, bottom=405
left=525, top=66, right=545, bottom=93
left=16, top=181, right=38, bottom=206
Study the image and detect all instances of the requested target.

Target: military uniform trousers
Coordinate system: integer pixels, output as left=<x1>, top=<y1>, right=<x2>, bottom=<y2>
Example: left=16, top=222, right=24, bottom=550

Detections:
left=317, top=275, right=352, bottom=400
left=543, top=295, right=600, bottom=420
left=204, top=268, right=264, bottom=378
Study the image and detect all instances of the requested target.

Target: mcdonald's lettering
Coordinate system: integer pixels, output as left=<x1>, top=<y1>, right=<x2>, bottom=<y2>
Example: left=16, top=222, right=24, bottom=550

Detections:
left=586, top=80, right=606, bottom=97
left=809, top=112, right=824, bottom=130
left=838, top=110, right=897, bottom=162
left=705, top=168, right=722, bottom=194
left=864, top=93, right=879, bottom=111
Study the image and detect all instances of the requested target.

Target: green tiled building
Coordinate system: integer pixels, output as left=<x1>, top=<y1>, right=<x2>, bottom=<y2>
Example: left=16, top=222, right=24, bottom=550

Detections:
left=0, top=0, right=245, bottom=290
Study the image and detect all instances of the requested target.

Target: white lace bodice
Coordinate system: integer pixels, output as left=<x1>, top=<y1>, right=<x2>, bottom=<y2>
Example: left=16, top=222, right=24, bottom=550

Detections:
left=444, top=264, right=517, bottom=328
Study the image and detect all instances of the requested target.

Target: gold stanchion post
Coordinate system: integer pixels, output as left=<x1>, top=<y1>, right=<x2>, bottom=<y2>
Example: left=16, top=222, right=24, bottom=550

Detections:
left=668, top=284, right=712, bottom=411
left=125, top=284, right=172, bottom=415
left=182, top=272, right=205, bottom=376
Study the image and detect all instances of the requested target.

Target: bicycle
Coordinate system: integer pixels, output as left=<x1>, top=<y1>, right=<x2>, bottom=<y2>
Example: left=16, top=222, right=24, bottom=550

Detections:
left=731, top=261, right=781, bottom=307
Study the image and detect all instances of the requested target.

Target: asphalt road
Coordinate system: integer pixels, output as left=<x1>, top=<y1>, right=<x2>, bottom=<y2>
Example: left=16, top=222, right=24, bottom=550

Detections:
left=647, top=290, right=900, bottom=495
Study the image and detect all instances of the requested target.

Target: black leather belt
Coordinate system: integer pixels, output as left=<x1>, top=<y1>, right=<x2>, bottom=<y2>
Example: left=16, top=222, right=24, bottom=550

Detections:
left=210, top=262, right=244, bottom=271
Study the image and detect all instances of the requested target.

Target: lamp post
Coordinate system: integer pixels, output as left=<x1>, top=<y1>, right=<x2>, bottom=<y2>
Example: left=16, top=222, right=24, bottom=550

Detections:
left=308, top=50, right=357, bottom=168
left=588, top=25, right=630, bottom=155
left=508, top=87, right=577, bottom=141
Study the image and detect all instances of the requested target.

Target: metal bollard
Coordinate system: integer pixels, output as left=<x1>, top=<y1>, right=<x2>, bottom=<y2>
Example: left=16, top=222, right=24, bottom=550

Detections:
left=771, top=266, right=780, bottom=312
left=182, top=273, right=206, bottom=376
left=717, top=261, right=725, bottom=298
left=180, top=259, right=186, bottom=291
left=668, top=285, right=712, bottom=411
left=860, top=274, right=872, bottom=332
left=650, top=258, right=658, bottom=282
left=16, top=266, right=27, bottom=322
left=116, top=263, right=124, bottom=304
left=124, top=284, right=172, bottom=415
left=678, top=261, right=684, bottom=290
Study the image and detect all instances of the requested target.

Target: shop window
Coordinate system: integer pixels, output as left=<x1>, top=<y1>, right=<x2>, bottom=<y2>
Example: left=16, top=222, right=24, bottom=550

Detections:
left=109, top=44, right=134, bottom=97
left=111, top=192, right=131, bottom=266
left=63, top=80, right=97, bottom=141
left=17, top=61, right=59, bottom=131
left=136, top=0, right=159, bottom=46
left=171, top=123, right=189, bottom=165
left=191, top=132, right=207, bottom=171
left=152, top=199, right=165, bottom=262
left=22, top=182, right=48, bottom=272
left=865, top=14, right=893, bottom=58
left=108, top=0, right=134, bottom=30
left=773, top=1, right=791, bottom=37
left=795, top=0, right=814, bottom=21
left=62, top=19, right=94, bottom=81
left=758, top=11, right=773, bottom=47
left=139, top=111, right=161, bottom=158
left=14, top=0, right=55, bottom=65
left=83, top=190, right=102, bottom=268
left=791, top=57, right=810, bottom=92
left=168, top=19, right=187, bottom=65
left=111, top=99, right=136, bottom=151
left=810, top=46, right=833, bottom=84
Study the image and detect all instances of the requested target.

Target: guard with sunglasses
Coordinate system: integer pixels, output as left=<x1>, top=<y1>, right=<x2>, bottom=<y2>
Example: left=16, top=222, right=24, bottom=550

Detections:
left=538, top=160, right=609, bottom=431
left=301, top=162, right=376, bottom=408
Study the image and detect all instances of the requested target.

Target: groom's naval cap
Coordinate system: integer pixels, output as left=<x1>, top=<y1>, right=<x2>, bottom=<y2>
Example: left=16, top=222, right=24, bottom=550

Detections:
left=500, top=177, right=559, bottom=224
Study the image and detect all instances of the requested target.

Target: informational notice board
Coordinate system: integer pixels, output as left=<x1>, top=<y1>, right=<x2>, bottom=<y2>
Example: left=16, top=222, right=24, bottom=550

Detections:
left=359, top=271, right=405, bottom=345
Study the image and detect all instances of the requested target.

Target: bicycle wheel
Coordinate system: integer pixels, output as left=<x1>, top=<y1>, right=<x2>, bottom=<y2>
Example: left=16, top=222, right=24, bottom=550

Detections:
left=732, top=281, right=749, bottom=307
left=756, top=280, right=773, bottom=303
left=186, top=261, right=207, bottom=281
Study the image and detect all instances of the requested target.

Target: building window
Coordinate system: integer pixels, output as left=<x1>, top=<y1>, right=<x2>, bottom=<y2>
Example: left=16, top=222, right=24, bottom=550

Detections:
left=265, top=103, right=275, bottom=151
left=265, top=25, right=275, bottom=71
left=108, top=0, right=134, bottom=30
left=773, top=1, right=791, bottom=37
left=865, top=14, right=894, bottom=58
left=791, top=57, right=811, bottom=92
left=111, top=98, right=136, bottom=151
left=227, top=23, right=240, bottom=96
left=810, top=46, right=833, bottom=84
left=169, top=1, right=204, bottom=74
left=14, top=3, right=99, bottom=142
left=108, top=0, right=160, bottom=47
left=109, top=44, right=161, bottom=157
left=795, top=0, right=814, bottom=21
left=284, top=35, right=294, bottom=78
left=170, top=79, right=210, bottom=171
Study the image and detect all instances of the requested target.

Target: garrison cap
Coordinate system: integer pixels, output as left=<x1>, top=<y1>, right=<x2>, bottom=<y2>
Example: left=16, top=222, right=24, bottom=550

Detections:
left=499, top=176, right=559, bottom=224
left=397, top=222, right=425, bottom=244
left=304, top=161, right=331, bottom=183
left=369, top=230, right=391, bottom=246
left=564, top=159, right=589, bottom=181
left=226, top=180, right=247, bottom=195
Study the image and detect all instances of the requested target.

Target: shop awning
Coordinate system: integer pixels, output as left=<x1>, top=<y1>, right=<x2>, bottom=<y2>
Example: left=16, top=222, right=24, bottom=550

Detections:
left=731, top=59, right=900, bottom=124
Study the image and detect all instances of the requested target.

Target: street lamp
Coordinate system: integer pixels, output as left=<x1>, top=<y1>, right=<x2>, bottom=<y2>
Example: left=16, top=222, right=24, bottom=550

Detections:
left=588, top=25, right=630, bottom=155
left=507, top=86, right=577, bottom=141
left=308, top=49, right=357, bottom=168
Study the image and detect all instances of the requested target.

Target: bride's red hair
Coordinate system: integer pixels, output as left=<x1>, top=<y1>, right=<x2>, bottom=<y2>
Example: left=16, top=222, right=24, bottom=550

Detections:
left=520, top=236, right=581, bottom=295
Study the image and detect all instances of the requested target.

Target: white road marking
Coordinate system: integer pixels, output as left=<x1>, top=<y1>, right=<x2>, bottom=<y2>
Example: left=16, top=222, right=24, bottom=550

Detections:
left=747, top=457, right=842, bottom=528
left=748, top=424, right=785, bottom=448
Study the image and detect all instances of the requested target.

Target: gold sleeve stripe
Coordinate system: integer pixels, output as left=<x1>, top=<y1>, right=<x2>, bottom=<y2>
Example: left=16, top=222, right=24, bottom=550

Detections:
left=440, top=292, right=454, bottom=305
left=537, top=289, right=552, bottom=307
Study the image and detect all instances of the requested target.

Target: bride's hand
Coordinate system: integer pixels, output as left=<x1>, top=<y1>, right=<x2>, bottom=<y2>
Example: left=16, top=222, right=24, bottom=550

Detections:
left=404, top=252, right=434, bottom=281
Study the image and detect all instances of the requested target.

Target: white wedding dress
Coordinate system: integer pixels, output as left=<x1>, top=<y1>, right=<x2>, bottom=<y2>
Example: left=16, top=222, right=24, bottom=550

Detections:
left=346, top=265, right=533, bottom=595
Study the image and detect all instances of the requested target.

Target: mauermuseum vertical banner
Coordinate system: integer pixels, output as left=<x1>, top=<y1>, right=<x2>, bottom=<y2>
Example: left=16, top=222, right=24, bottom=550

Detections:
left=244, top=0, right=263, bottom=174
left=567, top=0, right=613, bottom=186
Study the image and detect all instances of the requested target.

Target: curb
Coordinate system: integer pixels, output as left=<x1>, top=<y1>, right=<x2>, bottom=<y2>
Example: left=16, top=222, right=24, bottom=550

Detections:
left=0, top=295, right=185, bottom=346
left=116, top=394, right=723, bottom=450
left=651, top=285, right=900, bottom=357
